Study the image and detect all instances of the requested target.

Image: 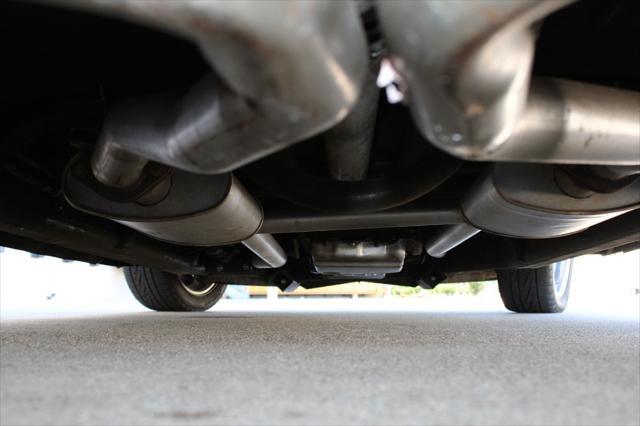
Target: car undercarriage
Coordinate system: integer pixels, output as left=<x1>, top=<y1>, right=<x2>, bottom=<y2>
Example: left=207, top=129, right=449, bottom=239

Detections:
left=1, top=0, right=639, bottom=312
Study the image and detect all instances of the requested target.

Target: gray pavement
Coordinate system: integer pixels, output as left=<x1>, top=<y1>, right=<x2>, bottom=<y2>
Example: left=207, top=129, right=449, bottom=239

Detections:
left=1, top=309, right=639, bottom=426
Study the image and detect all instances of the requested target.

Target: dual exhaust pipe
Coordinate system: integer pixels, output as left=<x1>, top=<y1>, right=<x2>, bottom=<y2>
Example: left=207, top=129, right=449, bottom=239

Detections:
left=58, top=0, right=639, bottom=265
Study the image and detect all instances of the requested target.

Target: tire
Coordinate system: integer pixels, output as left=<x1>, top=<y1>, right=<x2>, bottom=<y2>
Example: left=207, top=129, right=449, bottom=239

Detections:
left=124, top=266, right=227, bottom=312
left=497, top=259, right=573, bottom=313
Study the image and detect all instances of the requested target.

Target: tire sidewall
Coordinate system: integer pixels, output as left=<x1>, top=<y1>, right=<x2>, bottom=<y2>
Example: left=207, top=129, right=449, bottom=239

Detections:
left=124, top=266, right=227, bottom=312
left=551, top=260, right=572, bottom=311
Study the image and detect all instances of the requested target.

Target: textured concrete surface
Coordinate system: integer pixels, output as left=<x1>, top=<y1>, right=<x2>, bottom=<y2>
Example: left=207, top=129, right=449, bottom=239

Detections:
left=1, top=309, right=639, bottom=426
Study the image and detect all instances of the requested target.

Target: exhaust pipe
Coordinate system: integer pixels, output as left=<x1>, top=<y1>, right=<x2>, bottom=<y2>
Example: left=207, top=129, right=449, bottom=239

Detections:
left=479, top=78, right=640, bottom=165
left=424, top=163, right=640, bottom=258
left=323, top=70, right=380, bottom=181
left=54, top=0, right=370, bottom=268
left=243, top=234, right=287, bottom=269
left=54, top=1, right=369, bottom=184
left=376, top=0, right=640, bottom=257
left=424, top=224, right=480, bottom=259
left=377, top=0, right=640, bottom=165
left=64, top=163, right=287, bottom=268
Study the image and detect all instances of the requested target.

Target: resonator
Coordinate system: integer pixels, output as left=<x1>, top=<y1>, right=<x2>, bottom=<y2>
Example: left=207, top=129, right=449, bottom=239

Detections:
left=311, top=240, right=406, bottom=279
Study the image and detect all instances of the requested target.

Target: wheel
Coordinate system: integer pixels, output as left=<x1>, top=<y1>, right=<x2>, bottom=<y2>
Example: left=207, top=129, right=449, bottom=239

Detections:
left=124, top=266, right=227, bottom=312
left=497, top=259, right=573, bottom=313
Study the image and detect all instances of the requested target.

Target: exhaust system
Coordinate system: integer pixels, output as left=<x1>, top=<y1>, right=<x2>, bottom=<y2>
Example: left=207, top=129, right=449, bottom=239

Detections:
left=57, top=0, right=370, bottom=268
left=377, top=0, right=640, bottom=165
left=61, top=0, right=369, bottom=179
left=425, top=164, right=640, bottom=258
left=377, top=0, right=640, bottom=256
left=57, top=0, right=640, bottom=265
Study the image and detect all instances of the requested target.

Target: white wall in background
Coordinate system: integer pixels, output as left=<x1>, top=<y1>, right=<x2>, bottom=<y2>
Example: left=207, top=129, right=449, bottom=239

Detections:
left=570, top=249, right=639, bottom=313
left=1, top=247, right=638, bottom=316
left=0, top=248, right=135, bottom=314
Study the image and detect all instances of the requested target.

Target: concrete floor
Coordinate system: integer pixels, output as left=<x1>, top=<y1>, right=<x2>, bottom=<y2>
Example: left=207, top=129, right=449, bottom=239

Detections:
left=1, top=308, right=639, bottom=426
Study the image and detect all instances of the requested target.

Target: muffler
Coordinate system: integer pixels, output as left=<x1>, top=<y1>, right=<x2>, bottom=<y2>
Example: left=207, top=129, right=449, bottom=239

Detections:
left=54, top=0, right=369, bottom=185
left=425, top=164, right=640, bottom=257
left=63, top=161, right=286, bottom=267
left=53, top=0, right=370, bottom=267
left=378, top=0, right=640, bottom=165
